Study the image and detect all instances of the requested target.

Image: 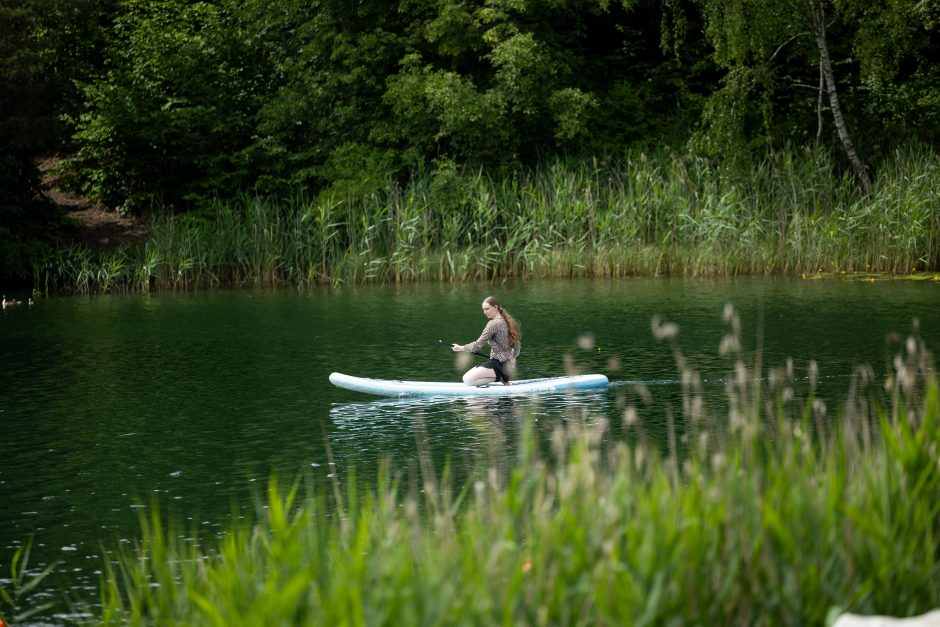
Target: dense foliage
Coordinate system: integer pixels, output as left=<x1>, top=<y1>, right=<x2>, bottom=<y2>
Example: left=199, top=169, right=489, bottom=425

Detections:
left=61, top=0, right=713, bottom=210
left=0, top=0, right=115, bottom=284
left=2, top=0, right=938, bottom=283
left=0, top=0, right=62, bottom=284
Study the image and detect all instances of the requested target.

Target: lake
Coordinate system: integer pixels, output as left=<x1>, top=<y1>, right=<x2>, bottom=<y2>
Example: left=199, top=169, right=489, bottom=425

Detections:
left=1, top=277, right=938, bottom=621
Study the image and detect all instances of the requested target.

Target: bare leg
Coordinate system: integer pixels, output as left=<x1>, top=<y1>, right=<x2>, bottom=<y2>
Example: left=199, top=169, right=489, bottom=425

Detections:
left=463, top=366, right=497, bottom=387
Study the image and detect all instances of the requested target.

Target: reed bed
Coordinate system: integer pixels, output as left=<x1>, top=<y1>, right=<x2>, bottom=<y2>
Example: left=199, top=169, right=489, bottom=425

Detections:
left=40, top=144, right=940, bottom=292
left=81, top=313, right=940, bottom=626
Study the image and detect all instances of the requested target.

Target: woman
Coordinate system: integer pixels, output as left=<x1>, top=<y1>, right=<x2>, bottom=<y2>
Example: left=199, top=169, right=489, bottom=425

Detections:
left=452, top=296, right=522, bottom=386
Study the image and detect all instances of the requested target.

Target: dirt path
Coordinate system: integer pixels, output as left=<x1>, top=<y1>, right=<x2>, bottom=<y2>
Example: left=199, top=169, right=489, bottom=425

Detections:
left=40, top=157, right=149, bottom=249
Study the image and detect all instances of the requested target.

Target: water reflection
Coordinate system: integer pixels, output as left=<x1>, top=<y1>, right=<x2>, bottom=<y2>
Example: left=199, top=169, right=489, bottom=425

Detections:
left=329, top=390, right=613, bottom=429
left=327, top=390, right=614, bottom=472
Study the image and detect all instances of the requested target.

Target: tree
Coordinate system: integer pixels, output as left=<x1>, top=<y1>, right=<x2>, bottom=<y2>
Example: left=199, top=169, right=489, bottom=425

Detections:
left=694, top=0, right=861, bottom=174
left=693, top=0, right=938, bottom=187
left=0, top=0, right=66, bottom=283
left=811, top=0, right=870, bottom=191
left=68, top=0, right=275, bottom=210
left=382, top=0, right=690, bottom=165
left=838, top=0, right=940, bottom=149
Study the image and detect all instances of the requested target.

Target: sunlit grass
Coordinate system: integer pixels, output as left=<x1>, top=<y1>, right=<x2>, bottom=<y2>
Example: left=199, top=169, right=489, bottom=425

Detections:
left=38, top=144, right=940, bottom=292
left=76, top=314, right=940, bottom=626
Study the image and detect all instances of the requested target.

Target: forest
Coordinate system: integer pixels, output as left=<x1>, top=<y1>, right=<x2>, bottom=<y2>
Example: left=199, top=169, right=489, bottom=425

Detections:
left=2, top=0, right=938, bottom=286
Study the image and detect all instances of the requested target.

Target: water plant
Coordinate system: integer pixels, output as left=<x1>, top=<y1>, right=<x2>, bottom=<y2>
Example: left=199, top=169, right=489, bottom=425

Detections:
left=38, top=144, right=940, bottom=293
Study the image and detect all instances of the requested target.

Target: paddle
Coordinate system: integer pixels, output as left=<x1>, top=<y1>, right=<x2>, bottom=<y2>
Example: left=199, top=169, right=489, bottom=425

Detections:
left=438, top=339, right=556, bottom=378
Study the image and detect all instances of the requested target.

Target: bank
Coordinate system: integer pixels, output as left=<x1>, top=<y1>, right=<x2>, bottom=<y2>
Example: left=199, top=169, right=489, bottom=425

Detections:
left=27, top=146, right=940, bottom=294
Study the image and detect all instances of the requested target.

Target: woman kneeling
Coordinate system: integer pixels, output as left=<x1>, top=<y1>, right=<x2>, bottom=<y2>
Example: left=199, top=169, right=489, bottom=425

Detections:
left=451, top=296, right=521, bottom=386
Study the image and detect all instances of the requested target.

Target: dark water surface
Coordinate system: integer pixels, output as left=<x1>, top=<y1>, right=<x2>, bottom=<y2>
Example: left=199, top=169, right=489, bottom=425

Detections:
left=1, top=277, right=937, bottom=620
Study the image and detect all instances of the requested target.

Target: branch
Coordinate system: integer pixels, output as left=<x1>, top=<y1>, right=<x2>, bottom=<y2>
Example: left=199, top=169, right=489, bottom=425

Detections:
left=791, top=82, right=824, bottom=92
left=817, top=60, right=824, bottom=143
left=768, top=32, right=810, bottom=64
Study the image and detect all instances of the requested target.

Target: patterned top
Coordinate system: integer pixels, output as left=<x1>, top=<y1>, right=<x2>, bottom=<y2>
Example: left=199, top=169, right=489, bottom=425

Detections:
left=459, top=316, right=520, bottom=363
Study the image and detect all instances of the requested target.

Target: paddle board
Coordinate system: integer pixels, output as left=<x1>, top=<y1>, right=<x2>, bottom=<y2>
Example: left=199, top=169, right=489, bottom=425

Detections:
left=329, top=372, right=609, bottom=398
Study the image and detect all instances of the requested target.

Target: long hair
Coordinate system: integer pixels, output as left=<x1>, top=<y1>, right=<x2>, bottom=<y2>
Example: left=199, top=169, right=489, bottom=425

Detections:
left=485, top=296, right=520, bottom=348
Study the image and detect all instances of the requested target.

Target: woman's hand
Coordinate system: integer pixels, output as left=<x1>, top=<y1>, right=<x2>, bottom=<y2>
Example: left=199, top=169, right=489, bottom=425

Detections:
left=451, top=343, right=461, bottom=352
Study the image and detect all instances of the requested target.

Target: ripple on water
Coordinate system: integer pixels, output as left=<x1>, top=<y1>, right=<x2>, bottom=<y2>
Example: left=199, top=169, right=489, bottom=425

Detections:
left=2, top=279, right=939, bottom=622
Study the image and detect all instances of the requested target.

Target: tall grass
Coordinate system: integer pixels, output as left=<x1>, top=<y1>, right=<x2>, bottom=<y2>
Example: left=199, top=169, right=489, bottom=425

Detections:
left=0, top=538, right=58, bottom=625
left=86, top=313, right=940, bottom=625
left=40, top=144, right=940, bottom=292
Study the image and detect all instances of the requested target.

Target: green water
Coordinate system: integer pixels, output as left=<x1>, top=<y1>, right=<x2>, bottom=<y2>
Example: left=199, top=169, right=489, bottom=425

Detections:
left=1, top=277, right=938, bottom=620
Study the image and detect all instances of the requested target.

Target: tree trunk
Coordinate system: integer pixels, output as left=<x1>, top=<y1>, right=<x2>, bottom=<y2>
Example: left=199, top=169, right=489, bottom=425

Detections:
left=816, top=61, right=824, bottom=143
left=812, top=1, right=872, bottom=192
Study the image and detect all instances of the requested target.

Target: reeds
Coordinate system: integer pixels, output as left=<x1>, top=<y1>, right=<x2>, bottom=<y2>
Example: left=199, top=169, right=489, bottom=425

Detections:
left=0, top=538, right=58, bottom=625
left=40, top=144, right=940, bottom=292
left=85, top=316, right=940, bottom=625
